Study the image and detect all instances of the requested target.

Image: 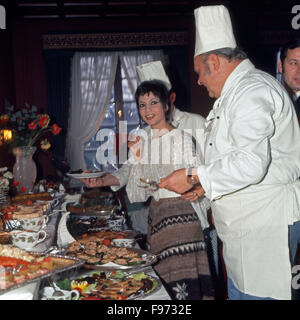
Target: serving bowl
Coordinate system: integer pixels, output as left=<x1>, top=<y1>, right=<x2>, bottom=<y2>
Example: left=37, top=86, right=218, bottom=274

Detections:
left=111, top=238, right=136, bottom=248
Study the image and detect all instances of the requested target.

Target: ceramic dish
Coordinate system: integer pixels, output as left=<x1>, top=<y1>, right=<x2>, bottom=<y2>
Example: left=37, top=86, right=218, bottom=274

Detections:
left=66, top=172, right=105, bottom=179
left=111, top=238, right=136, bottom=248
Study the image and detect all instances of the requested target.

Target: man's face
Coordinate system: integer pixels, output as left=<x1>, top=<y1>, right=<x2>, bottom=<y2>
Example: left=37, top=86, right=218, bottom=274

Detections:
left=194, top=55, right=219, bottom=98
left=279, top=47, right=300, bottom=94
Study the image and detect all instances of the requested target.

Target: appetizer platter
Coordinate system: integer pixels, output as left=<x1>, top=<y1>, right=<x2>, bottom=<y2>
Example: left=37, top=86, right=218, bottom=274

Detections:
left=66, top=216, right=108, bottom=238
left=68, top=229, right=134, bottom=243
left=65, top=190, right=120, bottom=216
left=66, top=240, right=157, bottom=271
left=10, top=192, right=54, bottom=204
left=54, top=270, right=161, bottom=300
left=0, top=200, right=52, bottom=233
left=66, top=212, right=126, bottom=238
left=0, top=244, right=85, bottom=295
left=66, top=169, right=105, bottom=179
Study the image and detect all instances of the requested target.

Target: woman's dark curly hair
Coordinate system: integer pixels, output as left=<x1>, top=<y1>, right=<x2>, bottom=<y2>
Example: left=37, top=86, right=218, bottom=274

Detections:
left=135, top=79, right=172, bottom=123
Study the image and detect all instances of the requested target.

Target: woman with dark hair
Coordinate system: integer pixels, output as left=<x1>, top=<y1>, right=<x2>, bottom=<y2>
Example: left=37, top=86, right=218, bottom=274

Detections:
left=80, top=80, right=213, bottom=300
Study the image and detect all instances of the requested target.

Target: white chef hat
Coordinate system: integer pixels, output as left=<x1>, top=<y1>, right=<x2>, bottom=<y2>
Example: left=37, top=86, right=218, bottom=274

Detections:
left=136, top=61, right=172, bottom=91
left=194, top=5, right=237, bottom=57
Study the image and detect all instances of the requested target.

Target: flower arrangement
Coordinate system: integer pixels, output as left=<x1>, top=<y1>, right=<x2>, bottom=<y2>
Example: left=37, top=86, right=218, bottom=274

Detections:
left=0, top=103, right=62, bottom=151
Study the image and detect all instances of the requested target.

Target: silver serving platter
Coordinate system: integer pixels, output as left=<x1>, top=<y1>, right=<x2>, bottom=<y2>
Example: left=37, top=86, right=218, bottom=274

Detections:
left=82, top=247, right=157, bottom=272
left=70, top=209, right=117, bottom=217
left=0, top=252, right=85, bottom=296
left=69, top=270, right=162, bottom=300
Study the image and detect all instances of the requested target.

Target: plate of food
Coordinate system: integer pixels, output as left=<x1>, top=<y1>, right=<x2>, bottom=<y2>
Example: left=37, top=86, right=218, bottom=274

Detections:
left=66, top=170, right=105, bottom=179
left=66, top=203, right=118, bottom=217
left=65, top=240, right=157, bottom=271
left=54, top=270, right=161, bottom=300
left=0, top=244, right=85, bottom=295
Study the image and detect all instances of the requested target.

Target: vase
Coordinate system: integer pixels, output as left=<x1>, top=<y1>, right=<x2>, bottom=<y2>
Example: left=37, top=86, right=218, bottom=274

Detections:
left=13, top=146, right=37, bottom=193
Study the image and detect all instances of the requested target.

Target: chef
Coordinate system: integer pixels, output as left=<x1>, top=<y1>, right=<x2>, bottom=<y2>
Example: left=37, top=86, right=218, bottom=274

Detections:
left=136, top=60, right=206, bottom=144
left=159, top=5, right=300, bottom=300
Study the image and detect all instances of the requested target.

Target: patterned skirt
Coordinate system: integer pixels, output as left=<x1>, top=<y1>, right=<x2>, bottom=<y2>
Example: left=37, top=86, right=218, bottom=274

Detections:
left=147, top=197, right=214, bottom=300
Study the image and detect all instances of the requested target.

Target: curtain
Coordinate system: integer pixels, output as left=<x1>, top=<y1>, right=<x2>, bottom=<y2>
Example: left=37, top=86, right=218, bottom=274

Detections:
left=66, top=51, right=118, bottom=170
left=119, top=50, right=166, bottom=98
left=44, top=50, right=73, bottom=160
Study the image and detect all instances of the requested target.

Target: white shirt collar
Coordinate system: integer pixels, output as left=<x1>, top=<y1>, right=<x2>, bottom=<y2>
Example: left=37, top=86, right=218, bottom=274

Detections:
left=294, top=91, right=300, bottom=100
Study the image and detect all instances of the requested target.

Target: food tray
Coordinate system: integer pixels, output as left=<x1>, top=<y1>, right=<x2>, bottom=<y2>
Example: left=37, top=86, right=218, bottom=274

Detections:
left=128, top=274, right=162, bottom=300
left=82, top=247, right=157, bottom=272
left=70, top=270, right=162, bottom=300
left=66, top=172, right=105, bottom=179
left=69, top=210, right=116, bottom=217
left=0, top=252, right=85, bottom=296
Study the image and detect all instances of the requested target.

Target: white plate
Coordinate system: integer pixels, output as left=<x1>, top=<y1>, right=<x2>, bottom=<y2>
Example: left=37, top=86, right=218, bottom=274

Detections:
left=66, top=172, right=105, bottom=179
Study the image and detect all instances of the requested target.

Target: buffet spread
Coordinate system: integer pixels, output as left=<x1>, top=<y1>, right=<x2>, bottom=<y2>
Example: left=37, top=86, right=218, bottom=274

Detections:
left=0, top=174, right=170, bottom=300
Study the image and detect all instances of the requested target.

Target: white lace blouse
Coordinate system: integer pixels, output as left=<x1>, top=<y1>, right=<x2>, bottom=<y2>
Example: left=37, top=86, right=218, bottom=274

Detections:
left=111, top=128, right=195, bottom=200
left=111, top=128, right=210, bottom=229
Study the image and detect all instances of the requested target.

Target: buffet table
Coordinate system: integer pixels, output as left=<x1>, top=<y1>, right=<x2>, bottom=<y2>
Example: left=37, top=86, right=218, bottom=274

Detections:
left=0, top=188, right=171, bottom=300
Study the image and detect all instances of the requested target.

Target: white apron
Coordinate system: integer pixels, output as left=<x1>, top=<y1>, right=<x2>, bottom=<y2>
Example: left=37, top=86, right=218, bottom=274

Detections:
left=211, top=182, right=295, bottom=300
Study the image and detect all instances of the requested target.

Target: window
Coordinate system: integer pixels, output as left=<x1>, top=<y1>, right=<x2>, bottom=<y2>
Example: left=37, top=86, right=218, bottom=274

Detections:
left=83, top=56, right=144, bottom=172
left=67, top=49, right=166, bottom=171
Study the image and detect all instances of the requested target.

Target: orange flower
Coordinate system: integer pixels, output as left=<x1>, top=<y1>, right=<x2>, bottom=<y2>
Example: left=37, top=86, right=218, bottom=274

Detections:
left=40, top=139, right=51, bottom=150
left=28, top=120, right=37, bottom=130
left=51, top=124, right=61, bottom=135
left=38, top=114, right=50, bottom=128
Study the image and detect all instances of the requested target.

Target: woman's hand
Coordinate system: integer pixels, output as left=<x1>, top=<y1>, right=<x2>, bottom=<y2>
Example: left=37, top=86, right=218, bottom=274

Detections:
left=181, top=185, right=205, bottom=202
left=128, top=136, right=143, bottom=161
left=79, top=177, right=103, bottom=188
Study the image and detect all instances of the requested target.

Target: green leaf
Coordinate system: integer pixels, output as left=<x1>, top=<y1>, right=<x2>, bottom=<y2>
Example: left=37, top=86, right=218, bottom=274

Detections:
left=56, top=278, right=71, bottom=291
left=132, top=272, right=147, bottom=281
left=82, top=283, right=97, bottom=294
left=112, top=270, right=125, bottom=279
left=127, top=261, right=143, bottom=266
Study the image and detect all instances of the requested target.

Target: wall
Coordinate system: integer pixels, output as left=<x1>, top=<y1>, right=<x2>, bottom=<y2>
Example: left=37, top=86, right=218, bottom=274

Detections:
left=10, top=15, right=213, bottom=117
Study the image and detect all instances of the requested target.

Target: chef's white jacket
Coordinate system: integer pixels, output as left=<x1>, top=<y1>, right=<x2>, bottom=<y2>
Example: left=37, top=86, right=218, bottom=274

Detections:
left=197, top=59, right=300, bottom=299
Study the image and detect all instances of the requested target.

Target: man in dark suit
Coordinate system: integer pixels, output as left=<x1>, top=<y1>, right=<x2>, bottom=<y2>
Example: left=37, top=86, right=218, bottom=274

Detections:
left=278, top=38, right=300, bottom=121
left=278, top=38, right=300, bottom=299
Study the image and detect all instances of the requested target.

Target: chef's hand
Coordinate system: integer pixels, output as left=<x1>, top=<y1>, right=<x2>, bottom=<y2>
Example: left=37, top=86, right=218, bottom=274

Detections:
left=158, top=168, right=194, bottom=194
left=181, top=185, right=205, bottom=202
left=79, top=177, right=103, bottom=188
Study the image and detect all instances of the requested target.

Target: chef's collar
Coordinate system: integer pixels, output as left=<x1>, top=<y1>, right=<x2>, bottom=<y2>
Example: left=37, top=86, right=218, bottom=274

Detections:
left=220, top=59, right=255, bottom=97
left=171, top=107, right=181, bottom=128
left=206, top=59, right=254, bottom=121
left=294, top=90, right=300, bottom=101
